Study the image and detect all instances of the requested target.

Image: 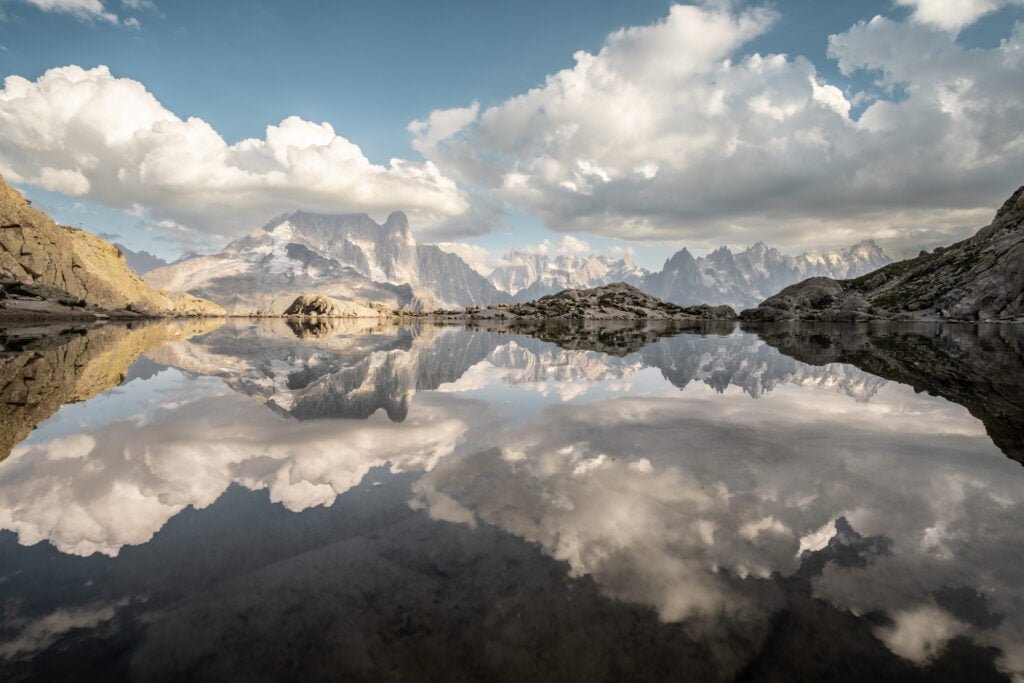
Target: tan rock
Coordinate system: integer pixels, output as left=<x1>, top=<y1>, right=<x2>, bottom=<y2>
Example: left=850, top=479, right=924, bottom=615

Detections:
left=0, top=175, right=222, bottom=317
left=283, top=294, right=392, bottom=318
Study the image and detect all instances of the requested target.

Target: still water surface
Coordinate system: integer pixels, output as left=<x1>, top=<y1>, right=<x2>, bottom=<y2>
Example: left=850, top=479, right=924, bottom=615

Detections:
left=0, top=319, right=1022, bottom=682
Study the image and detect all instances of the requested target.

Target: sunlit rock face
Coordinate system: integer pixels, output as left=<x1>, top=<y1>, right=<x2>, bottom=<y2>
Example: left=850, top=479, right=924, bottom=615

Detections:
left=146, top=210, right=509, bottom=314
left=0, top=321, right=1021, bottom=681
left=0, top=176, right=225, bottom=319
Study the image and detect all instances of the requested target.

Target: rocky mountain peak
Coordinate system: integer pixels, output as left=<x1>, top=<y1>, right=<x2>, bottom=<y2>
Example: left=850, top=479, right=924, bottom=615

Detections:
left=664, top=247, right=696, bottom=268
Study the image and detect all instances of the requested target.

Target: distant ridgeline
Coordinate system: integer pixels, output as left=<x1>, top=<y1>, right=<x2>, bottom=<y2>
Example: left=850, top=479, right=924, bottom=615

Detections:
left=143, top=207, right=891, bottom=316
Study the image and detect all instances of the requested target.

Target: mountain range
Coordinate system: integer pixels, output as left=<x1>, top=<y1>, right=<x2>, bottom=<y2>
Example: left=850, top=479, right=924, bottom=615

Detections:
left=145, top=209, right=890, bottom=314
left=487, top=241, right=889, bottom=310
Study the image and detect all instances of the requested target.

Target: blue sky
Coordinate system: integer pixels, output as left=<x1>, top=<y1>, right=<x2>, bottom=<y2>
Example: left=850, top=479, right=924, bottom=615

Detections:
left=1, top=0, right=1022, bottom=271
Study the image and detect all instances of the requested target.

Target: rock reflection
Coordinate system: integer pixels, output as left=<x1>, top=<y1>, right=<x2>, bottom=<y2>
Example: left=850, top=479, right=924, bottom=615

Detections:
left=749, top=322, right=1024, bottom=465
left=0, top=319, right=223, bottom=460
left=0, top=320, right=1021, bottom=681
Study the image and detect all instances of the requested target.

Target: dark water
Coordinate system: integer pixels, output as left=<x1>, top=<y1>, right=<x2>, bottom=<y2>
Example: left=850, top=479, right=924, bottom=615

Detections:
left=0, top=319, right=1022, bottom=682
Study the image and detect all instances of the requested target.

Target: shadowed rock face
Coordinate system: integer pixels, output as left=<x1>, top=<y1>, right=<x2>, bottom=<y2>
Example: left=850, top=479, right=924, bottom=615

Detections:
left=741, top=187, right=1024, bottom=322
left=0, top=319, right=224, bottom=459
left=0, top=176, right=224, bottom=319
left=750, top=322, right=1024, bottom=464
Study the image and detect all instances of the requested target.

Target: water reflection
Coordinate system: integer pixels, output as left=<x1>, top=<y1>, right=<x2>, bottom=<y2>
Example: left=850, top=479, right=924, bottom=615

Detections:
left=0, top=320, right=1021, bottom=681
left=751, top=322, right=1024, bottom=464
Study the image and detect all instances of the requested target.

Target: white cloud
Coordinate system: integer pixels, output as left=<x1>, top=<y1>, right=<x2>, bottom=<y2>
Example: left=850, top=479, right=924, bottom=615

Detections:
left=433, top=241, right=496, bottom=275
left=18, top=0, right=118, bottom=24
left=0, top=65, right=469, bottom=246
left=435, top=234, right=594, bottom=276
left=412, top=3, right=1024, bottom=252
left=894, top=0, right=1024, bottom=31
left=408, top=102, right=480, bottom=156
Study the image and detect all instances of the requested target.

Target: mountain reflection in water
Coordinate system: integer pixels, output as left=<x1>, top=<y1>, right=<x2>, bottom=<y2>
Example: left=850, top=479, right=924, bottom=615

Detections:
left=0, top=319, right=1021, bottom=682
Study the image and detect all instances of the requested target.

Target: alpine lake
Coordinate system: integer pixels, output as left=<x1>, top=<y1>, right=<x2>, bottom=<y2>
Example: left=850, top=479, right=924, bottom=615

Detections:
left=0, top=318, right=1022, bottom=682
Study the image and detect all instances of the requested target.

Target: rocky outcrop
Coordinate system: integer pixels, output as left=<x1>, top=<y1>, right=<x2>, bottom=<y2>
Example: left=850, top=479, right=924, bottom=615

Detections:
left=0, top=176, right=224, bottom=319
left=283, top=294, right=391, bottom=318
left=466, top=283, right=737, bottom=321
left=0, top=318, right=224, bottom=459
left=742, top=187, right=1024, bottom=322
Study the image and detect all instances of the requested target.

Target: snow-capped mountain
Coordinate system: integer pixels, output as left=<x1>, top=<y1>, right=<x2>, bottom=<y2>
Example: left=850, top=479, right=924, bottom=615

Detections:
left=145, top=210, right=509, bottom=314
left=486, top=240, right=889, bottom=310
left=488, top=251, right=649, bottom=301
left=640, top=240, right=891, bottom=310
left=146, top=205, right=889, bottom=314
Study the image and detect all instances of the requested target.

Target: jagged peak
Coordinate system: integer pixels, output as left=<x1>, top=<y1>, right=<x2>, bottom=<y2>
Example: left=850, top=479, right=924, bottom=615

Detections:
left=384, top=210, right=409, bottom=227
left=666, top=247, right=694, bottom=263
left=262, top=209, right=377, bottom=233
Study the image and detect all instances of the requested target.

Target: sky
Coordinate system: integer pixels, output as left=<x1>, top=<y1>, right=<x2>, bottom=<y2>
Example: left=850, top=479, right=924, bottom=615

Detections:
left=0, top=0, right=1022, bottom=272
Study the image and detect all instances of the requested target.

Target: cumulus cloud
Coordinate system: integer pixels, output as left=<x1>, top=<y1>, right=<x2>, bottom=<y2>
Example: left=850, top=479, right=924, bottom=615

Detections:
left=433, top=241, right=498, bottom=275
left=0, top=65, right=469, bottom=246
left=895, top=0, right=1024, bottom=31
left=412, top=3, right=1024, bottom=253
left=13, top=0, right=136, bottom=24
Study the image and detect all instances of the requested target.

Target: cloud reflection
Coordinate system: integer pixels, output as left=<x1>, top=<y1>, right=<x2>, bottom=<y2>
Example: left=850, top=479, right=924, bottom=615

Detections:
left=411, top=386, right=1023, bottom=677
